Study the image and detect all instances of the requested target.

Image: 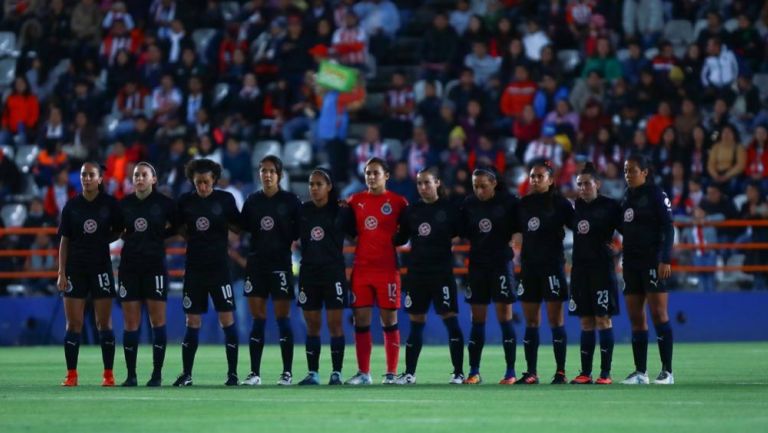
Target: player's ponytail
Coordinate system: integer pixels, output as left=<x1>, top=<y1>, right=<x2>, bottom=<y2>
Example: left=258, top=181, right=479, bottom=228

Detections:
left=579, top=161, right=600, bottom=180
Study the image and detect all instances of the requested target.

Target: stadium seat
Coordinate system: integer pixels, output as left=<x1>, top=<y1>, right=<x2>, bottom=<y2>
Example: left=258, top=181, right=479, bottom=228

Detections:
left=365, top=54, right=377, bottom=79
left=220, top=1, right=241, bottom=21
left=443, top=79, right=459, bottom=99
left=664, top=20, right=695, bottom=45
left=556, top=49, right=581, bottom=73
left=0, top=57, right=16, bottom=88
left=673, top=44, right=687, bottom=59
left=693, top=19, right=708, bottom=38
left=362, top=92, right=385, bottom=116
left=192, top=28, right=218, bottom=63
left=752, top=73, right=768, bottom=99
left=1, top=203, right=27, bottom=227
left=724, top=18, right=738, bottom=32
left=644, top=47, right=659, bottom=60
left=616, top=48, right=630, bottom=62
left=283, top=140, right=312, bottom=169
left=413, top=79, right=443, bottom=103
left=14, top=145, right=38, bottom=173
left=503, top=137, right=518, bottom=157
left=290, top=182, right=309, bottom=201
left=383, top=138, right=403, bottom=160
left=212, top=82, right=230, bottom=106
left=0, top=144, right=14, bottom=160
left=0, top=31, right=18, bottom=58
left=251, top=140, right=282, bottom=168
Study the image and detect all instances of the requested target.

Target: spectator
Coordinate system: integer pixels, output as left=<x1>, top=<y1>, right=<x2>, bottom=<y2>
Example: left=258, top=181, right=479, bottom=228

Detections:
left=675, top=98, right=701, bottom=148
left=578, top=99, right=610, bottom=147
left=499, top=38, right=529, bottom=83
left=699, top=183, right=739, bottom=247
left=458, top=99, right=488, bottom=150
left=343, top=125, right=391, bottom=197
left=570, top=69, right=605, bottom=112
left=150, top=0, right=177, bottom=40
left=1, top=76, right=40, bottom=145
left=524, top=123, right=563, bottom=169
left=68, top=111, right=99, bottom=161
left=37, top=106, right=68, bottom=150
left=33, top=141, right=68, bottom=188
left=512, top=105, right=542, bottom=160
left=404, top=126, right=438, bottom=179
left=730, top=14, right=764, bottom=73
left=707, top=124, right=746, bottom=194
left=416, top=81, right=442, bottom=132
left=449, top=0, right=472, bottom=36
left=499, top=65, right=537, bottom=121
left=99, top=18, right=139, bottom=68
left=150, top=73, right=183, bottom=126
left=488, top=17, right=514, bottom=58
left=106, top=50, right=137, bottom=98
left=701, top=37, right=739, bottom=98
left=533, top=45, right=563, bottom=82
left=621, top=39, right=649, bottom=86
left=464, top=41, right=501, bottom=88
left=545, top=99, right=579, bottom=138
left=646, top=100, right=674, bottom=146
left=704, top=97, right=738, bottom=142
left=426, top=101, right=456, bottom=150
left=332, top=11, right=368, bottom=70
left=447, top=68, right=485, bottom=118
left=468, top=134, right=505, bottom=175
left=731, top=73, right=762, bottom=131
left=102, top=1, right=135, bottom=31
left=441, top=126, right=468, bottom=175
left=0, top=147, right=22, bottom=204
left=533, top=72, right=568, bottom=119
left=381, top=71, right=415, bottom=142
left=600, top=160, right=624, bottom=200
left=420, top=12, right=458, bottom=81
left=160, top=19, right=193, bottom=66
left=221, top=137, right=253, bottom=189
left=173, top=47, right=209, bottom=91
left=278, top=15, right=313, bottom=87
left=581, top=36, right=622, bottom=81
left=354, top=0, right=400, bottom=60
left=522, top=18, right=550, bottom=61
left=181, top=76, right=210, bottom=128
left=739, top=182, right=768, bottom=290
left=687, top=125, right=710, bottom=181
left=138, top=43, right=166, bottom=90
left=622, top=0, right=663, bottom=48
left=315, top=77, right=365, bottom=181
left=744, top=124, right=768, bottom=193
left=23, top=231, right=57, bottom=294
left=650, top=40, right=677, bottom=81
left=282, top=71, right=318, bottom=143
left=42, top=167, right=76, bottom=220
left=696, top=11, right=730, bottom=51
left=71, top=0, right=102, bottom=51
left=632, top=67, right=660, bottom=115
left=677, top=207, right=722, bottom=292
left=387, top=160, right=416, bottom=203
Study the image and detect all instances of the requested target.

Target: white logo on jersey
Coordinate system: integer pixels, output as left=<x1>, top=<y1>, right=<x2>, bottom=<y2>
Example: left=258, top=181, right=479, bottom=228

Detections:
left=404, top=295, right=412, bottom=308
left=478, top=218, right=492, bottom=233
left=83, top=219, right=98, bottom=234
left=568, top=298, right=577, bottom=312
left=517, top=283, right=524, bottom=296
left=624, top=208, right=634, bottom=222
left=577, top=219, right=590, bottom=234
left=119, top=283, right=127, bottom=298
left=418, top=222, right=431, bottom=237
left=260, top=216, right=275, bottom=231
left=66, top=277, right=73, bottom=293
left=465, top=286, right=472, bottom=299
left=244, top=279, right=253, bottom=294
left=381, top=202, right=392, bottom=215
left=195, top=217, right=210, bottom=231
left=310, top=226, right=325, bottom=241
left=364, top=216, right=378, bottom=230
left=298, top=290, right=307, bottom=304
left=527, top=217, right=540, bottom=231
left=134, top=217, right=148, bottom=232
left=182, top=296, right=192, bottom=309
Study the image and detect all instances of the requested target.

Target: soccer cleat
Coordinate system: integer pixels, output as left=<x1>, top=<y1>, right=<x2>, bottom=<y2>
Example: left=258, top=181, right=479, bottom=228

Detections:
left=498, top=376, right=517, bottom=385
left=298, top=372, right=320, bottom=386
left=395, top=373, right=416, bottom=385
left=344, top=372, right=372, bottom=385
left=515, top=372, right=539, bottom=385
left=653, top=370, right=675, bottom=385
left=224, top=374, right=239, bottom=386
left=570, top=373, right=593, bottom=384
left=328, top=371, right=343, bottom=385
left=551, top=371, right=568, bottom=384
left=61, top=370, right=78, bottom=387
left=277, top=372, right=293, bottom=386
left=172, top=373, right=193, bottom=387
left=145, top=374, right=162, bottom=387
left=102, top=370, right=116, bottom=387
left=449, top=373, right=465, bottom=384
left=121, top=376, right=138, bottom=387
left=240, top=372, right=262, bottom=386
left=463, top=374, right=482, bottom=384
left=595, top=376, right=613, bottom=385
left=381, top=373, right=397, bottom=385
left=620, top=371, right=650, bottom=385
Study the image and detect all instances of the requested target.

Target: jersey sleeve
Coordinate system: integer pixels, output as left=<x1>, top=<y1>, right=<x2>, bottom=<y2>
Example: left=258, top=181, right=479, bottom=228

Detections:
left=290, top=194, right=302, bottom=241
left=58, top=201, right=72, bottom=238
left=224, top=192, right=241, bottom=229
left=164, top=196, right=180, bottom=238
left=560, top=197, right=576, bottom=231
left=507, top=195, right=521, bottom=235
left=393, top=205, right=410, bottom=246
left=239, top=195, right=253, bottom=232
left=109, top=196, right=125, bottom=233
left=655, top=187, right=674, bottom=264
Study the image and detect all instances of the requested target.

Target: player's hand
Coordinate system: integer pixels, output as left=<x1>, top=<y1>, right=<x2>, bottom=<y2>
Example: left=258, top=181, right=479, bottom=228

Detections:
left=57, top=273, right=68, bottom=292
left=337, top=199, right=349, bottom=208
left=658, top=263, right=671, bottom=280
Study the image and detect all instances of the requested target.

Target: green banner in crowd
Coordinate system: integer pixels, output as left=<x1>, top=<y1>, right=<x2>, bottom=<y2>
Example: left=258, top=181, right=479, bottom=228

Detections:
left=315, top=60, right=358, bottom=92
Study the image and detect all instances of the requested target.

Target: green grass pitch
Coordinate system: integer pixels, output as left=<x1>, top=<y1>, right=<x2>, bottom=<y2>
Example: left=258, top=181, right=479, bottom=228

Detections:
left=1, top=343, right=766, bottom=433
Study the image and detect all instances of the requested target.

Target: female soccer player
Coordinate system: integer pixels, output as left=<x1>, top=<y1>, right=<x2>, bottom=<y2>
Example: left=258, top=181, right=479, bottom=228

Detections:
left=516, top=159, right=575, bottom=385
left=569, top=163, right=622, bottom=385
left=173, top=158, right=241, bottom=387
left=58, top=161, right=123, bottom=386
left=459, top=166, right=518, bottom=385
left=296, top=168, right=350, bottom=385
left=393, top=167, right=465, bottom=384
left=620, top=154, right=675, bottom=385
left=345, top=157, right=408, bottom=385
left=117, top=162, right=177, bottom=387
left=240, top=156, right=301, bottom=386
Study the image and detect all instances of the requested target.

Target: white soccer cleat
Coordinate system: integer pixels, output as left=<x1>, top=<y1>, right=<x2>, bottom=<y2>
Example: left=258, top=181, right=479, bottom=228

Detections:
left=277, top=372, right=293, bottom=385
left=620, top=371, right=650, bottom=385
left=381, top=373, right=397, bottom=385
left=344, top=371, right=372, bottom=385
left=240, top=372, right=262, bottom=386
left=394, top=373, right=416, bottom=385
left=653, top=370, right=675, bottom=385
left=449, top=373, right=465, bottom=384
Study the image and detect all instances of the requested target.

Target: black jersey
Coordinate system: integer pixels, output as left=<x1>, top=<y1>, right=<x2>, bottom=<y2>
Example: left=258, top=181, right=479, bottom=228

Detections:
left=620, top=183, right=674, bottom=269
left=395, top=198, right=460, bottom=275
left=572, top=195, right=622, bottom=266
left=518, top=192, right=575, bottom=271
left=298, top=201, right=348, bottom=279
left=177, top=189, right=240, bottom=271
left=58, top=193, right=123, bottom=274
left=241, top=189, right=301, bottom=273
left=119, top=190, right=177, bottom=273
left=460, top=192, right=519, bottom=269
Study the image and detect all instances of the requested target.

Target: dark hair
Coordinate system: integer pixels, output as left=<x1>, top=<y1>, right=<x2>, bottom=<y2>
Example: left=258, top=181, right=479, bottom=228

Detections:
left=416, top=166, right=447, bottom=198
left=185, top=158, right=222, bottom=183
left=81, top=161, right=105, bottom=192
left=365, top=157, right=390, bottom=174
left=309, top=167, right=338, bottom=204
left=472, top=165, right=505, bottom=193
left=579, top=162, right=600, bottom=180
left=259, top=155, right=284, bottom=182
left=135, top=161, right=157, bottom=178
left=626, top=153, right=651, bottom=171
left=529, top=158, right=557, bottom=195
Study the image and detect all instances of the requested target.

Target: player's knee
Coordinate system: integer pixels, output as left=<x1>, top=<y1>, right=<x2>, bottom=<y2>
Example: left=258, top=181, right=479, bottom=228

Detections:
left=595, top=317, right=612, bottom=330
left=123, top=318, right=140, bottom=332
left=580, top=317, right=596, bottom=331
left=649, top=308, right=668, bottom=325
left=66, top=320, right=83, bottom=332
left=185, top=315, right=202, bottom=328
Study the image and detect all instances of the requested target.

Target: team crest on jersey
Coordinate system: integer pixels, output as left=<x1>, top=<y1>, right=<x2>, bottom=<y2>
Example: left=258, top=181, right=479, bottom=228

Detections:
left=465, top=286, right=472, bottom=299
left=134, top=217, right=148, bottom=232
left=624, top=208, right=634, bottom=222
left=364, top=216, right=378, bottom=230
left=404, top=295, right=412, bottom=308
left=381, top=202, right=392, bottom=215
left=260, top=216, right=275, bottom=231
left=478, top=218, right=492, bottom=233
left=244, top=279, right=253, bottom=294
left=183, top=296, right=192, bottom=309
left=568, top=298, right=577, bottom=312
left=66, top=277, right=73, bottom=293
left=418, top=222, right=431, bottom=237
left=310, top=226, right=325, bottom=241
left=195, top=216, right=210, bottom=231
left=517, top=283, right=524, bottom=296
left=298, top=290, right=307, bottom=304
left=83, top=219, right=98, bottom=234
left=119, top=283, right=127, bottom=298
left=527, top=217, right=540, bottom=231
left=577, top=220, right=590, bottom=234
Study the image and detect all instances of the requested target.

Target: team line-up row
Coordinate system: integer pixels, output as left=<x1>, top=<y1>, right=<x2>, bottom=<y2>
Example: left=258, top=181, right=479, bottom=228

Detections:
left=56, top=154, right=674, bottom=387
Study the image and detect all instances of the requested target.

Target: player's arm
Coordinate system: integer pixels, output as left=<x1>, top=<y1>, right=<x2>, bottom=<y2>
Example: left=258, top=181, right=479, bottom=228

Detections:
left=392, top=206, right=410, bottom=246
left=561, top=197, right=576, bottom=231
left=56, top=236, right=69, bottom=292
left=655, top=189, right=674, bottom=280
left=108, top=198, right=125, bottom=242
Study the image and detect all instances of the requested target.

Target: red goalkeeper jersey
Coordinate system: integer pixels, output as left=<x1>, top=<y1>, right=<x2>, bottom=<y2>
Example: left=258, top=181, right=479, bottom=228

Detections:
left=348, top=190, right=408, bottom=271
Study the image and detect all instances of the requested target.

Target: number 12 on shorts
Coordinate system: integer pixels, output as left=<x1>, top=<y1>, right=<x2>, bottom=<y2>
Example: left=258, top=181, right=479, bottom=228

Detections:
left=387, top=283, right=397, bottom=300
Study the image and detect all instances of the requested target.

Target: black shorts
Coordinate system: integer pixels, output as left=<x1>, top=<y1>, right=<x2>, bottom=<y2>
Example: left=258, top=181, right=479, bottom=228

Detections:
left=518, top=266, right=568, bottom=303
left=466, top=267, right=515, bottom=305
left=569, top=263, right=619, bottom=317
left=63, top=269, right=115, bottom=299
left=298, top=269, right=350, bottom=311
left=244, top=270, right=295, bottom=300
left=623, top=267, right=666, bottom=295
left=183, top=267, right=235, bottom=314
left=403, top=272, right=459, bottom=315
left=117, top=270, right=168, bottom=302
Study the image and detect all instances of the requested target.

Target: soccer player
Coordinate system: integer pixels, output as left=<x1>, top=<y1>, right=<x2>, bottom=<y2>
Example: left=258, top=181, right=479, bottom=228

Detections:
left=569, top=163, right=622, bottom=385
left=240, top=156, right=301, bottom=386
left=57, top=161, right=124, bottom=387
left=117, top=162, right=177, bottom=387
left=515, top=160, right=575, bottom=385
left=393, top=167, right=465, bottom=384
left=296, top=168, right=350, bottom=385
left=173, top=159, right=241, bottom=387
left=459, top=166, right=519, bottom=385
left=620, top=154, right=675, bottom=385
left=345, top=157, right=408, bottom=385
